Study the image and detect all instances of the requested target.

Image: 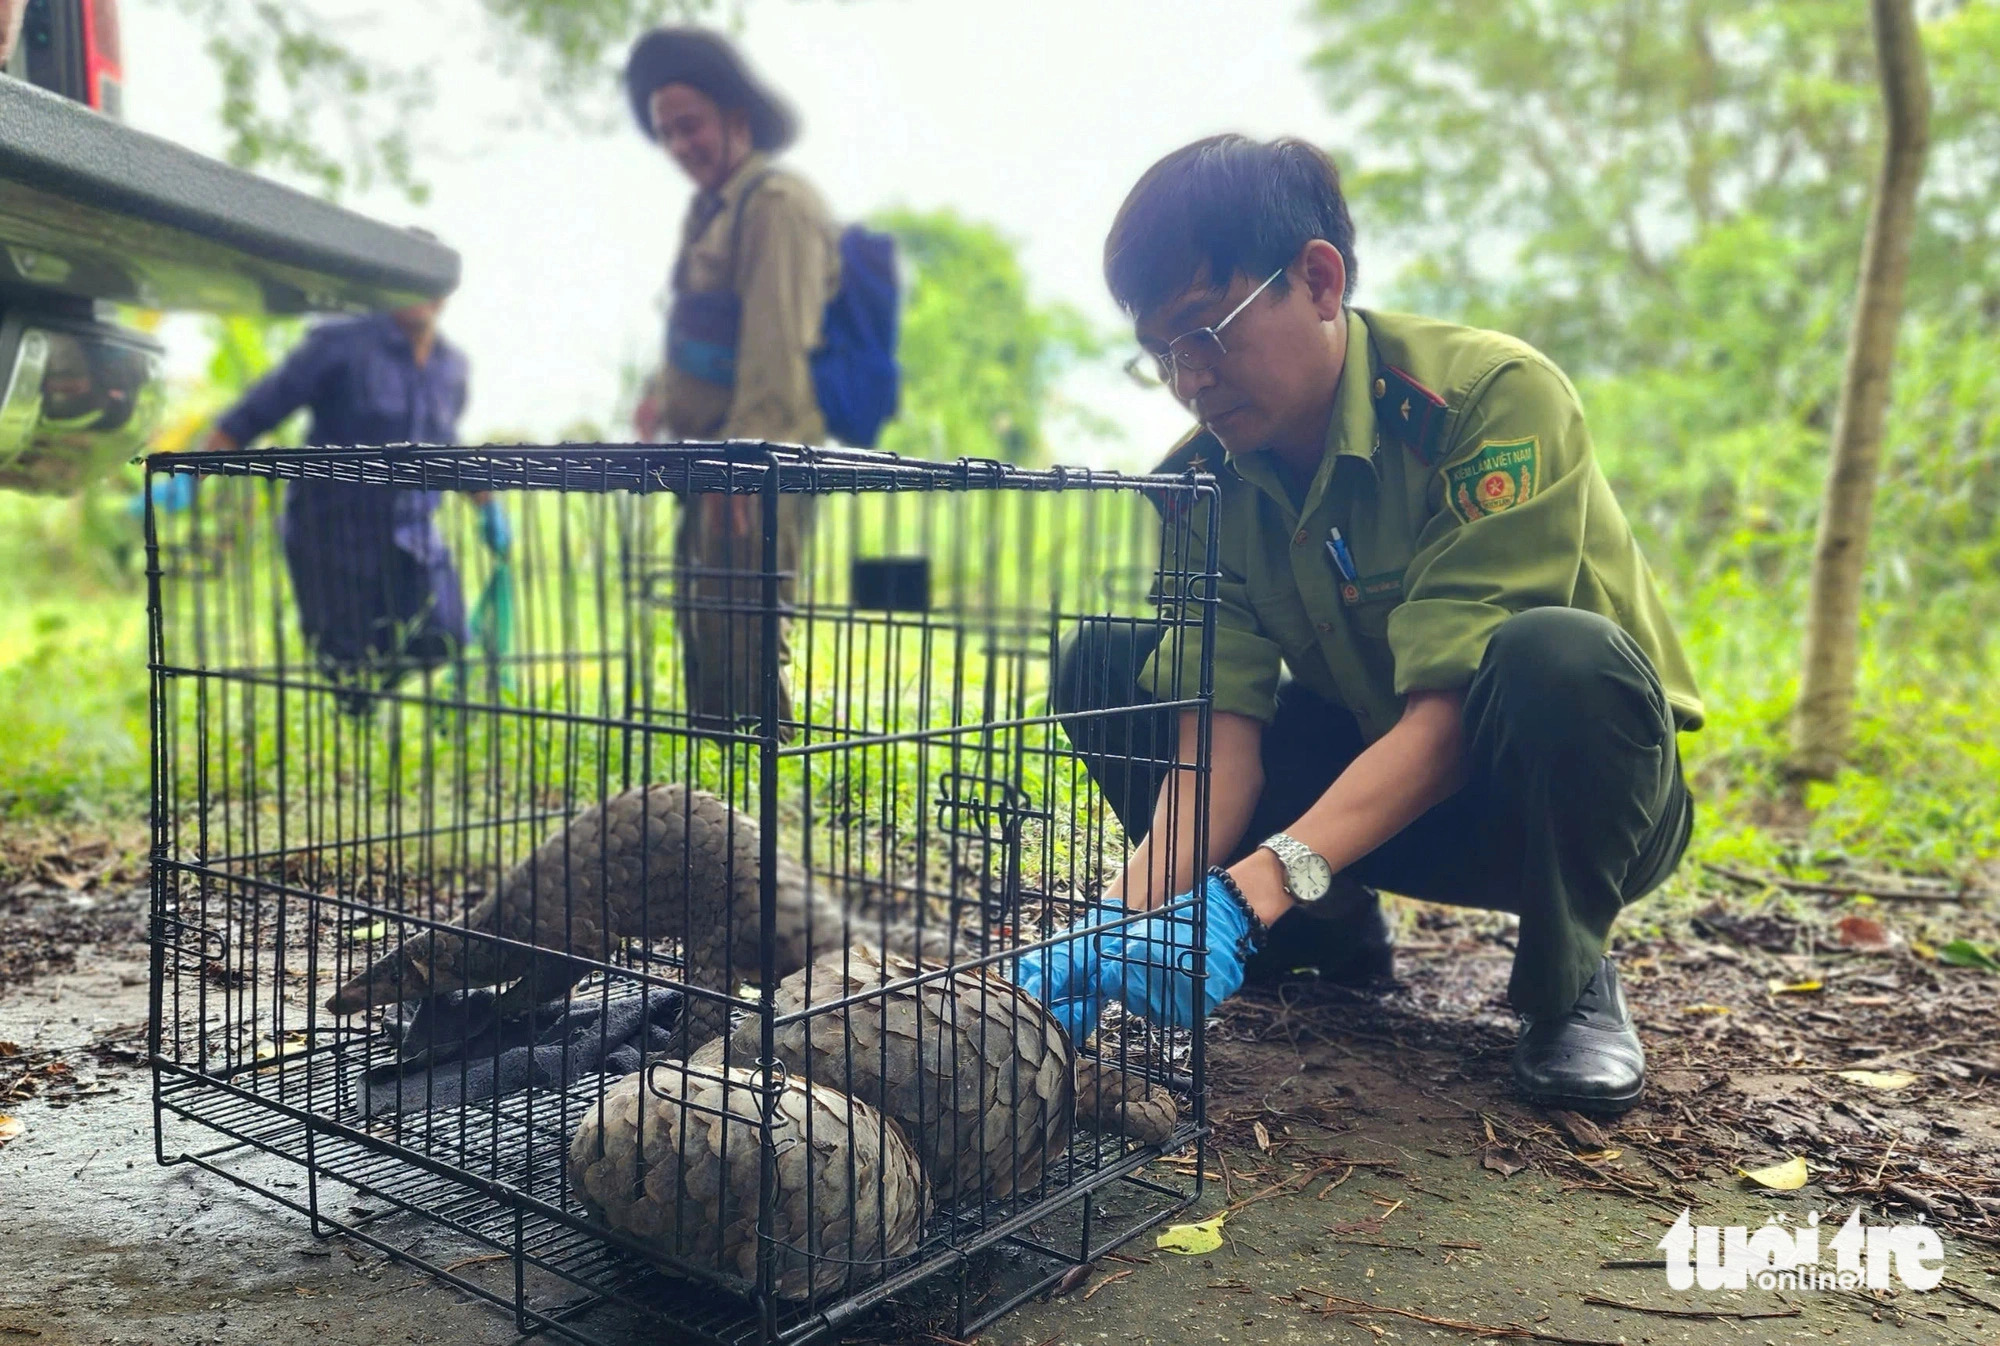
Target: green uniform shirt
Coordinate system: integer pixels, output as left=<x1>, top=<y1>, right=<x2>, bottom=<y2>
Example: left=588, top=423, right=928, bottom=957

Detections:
left=1143, top=308, right=1704, bottom=741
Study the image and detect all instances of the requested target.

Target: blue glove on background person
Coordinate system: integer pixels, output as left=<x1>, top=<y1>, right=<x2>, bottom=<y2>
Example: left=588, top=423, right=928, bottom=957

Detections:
left=1012, top=901, right=1131, bottom=1045
left=127, top=471, right=196, bottom=517
left=1101, top=871, right=1263, bottom=1033
left=479, top=498, right=512, bottom=555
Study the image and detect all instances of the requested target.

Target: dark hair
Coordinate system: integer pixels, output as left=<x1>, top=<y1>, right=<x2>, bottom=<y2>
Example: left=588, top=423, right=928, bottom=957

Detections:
left=1104, top=135, right=1358, bottom=316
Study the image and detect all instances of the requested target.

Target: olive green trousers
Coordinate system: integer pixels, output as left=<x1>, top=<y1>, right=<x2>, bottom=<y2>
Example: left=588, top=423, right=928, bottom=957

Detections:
left=673, top=493, right=814, bottom=737
left=1053, top=607, right=1692, bottom=1018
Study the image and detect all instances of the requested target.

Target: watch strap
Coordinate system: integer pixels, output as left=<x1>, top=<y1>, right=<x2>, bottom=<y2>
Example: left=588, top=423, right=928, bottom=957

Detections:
left=1259, top=832, right=1330, bottom=900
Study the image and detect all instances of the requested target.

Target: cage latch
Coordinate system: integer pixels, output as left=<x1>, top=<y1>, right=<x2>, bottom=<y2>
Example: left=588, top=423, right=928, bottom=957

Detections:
left=933, top=772, right=1046, bottom=926
left=156, top=913, right=229, bottom=974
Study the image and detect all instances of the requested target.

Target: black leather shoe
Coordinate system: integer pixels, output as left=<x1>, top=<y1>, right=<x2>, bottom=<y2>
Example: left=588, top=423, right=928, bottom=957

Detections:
left=1512, top=956, right=1645, bottom=1113
left=1243, top=886, right=1395, bottom=988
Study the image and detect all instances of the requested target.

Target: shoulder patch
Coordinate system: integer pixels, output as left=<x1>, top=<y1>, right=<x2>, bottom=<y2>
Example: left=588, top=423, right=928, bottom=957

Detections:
left=1373, top=365, right=1449, bottom=465
left=1151, top=428, right=1221, bottom=477
left=1445, top=436, right=1540, bottom=523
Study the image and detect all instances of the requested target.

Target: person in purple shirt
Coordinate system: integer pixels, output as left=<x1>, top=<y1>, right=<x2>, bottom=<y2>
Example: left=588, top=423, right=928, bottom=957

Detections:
left=206, top=297, right=507, bottom=711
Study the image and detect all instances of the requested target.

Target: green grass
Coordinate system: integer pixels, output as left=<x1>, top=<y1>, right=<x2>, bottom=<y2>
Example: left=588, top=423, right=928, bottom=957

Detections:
left=0, top=481, right=152, bottom=820
left=1632, top=565, right=2000, bottom=931
left=0, top=598, right=150, bottom=820
left=1, top=471, right=1993, bottom=927
left=62, top=477, right=1171, bottom=921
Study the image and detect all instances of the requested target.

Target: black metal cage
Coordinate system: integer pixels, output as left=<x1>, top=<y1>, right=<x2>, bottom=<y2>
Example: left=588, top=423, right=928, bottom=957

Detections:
left=144, top=443, right=1218, bottom=1345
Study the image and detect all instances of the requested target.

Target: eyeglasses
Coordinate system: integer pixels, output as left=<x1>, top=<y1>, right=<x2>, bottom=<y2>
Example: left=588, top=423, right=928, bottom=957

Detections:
left=1124, top=267, right=1285, bottom=392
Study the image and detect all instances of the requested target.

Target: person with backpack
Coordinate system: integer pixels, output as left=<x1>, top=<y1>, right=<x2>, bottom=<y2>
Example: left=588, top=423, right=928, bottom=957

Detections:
left=625, top=26, right=896, bottom=737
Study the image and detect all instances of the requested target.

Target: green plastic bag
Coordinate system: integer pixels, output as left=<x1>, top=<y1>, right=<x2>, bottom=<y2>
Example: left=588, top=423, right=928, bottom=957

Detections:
left=455, top=559, right=515, bottom=698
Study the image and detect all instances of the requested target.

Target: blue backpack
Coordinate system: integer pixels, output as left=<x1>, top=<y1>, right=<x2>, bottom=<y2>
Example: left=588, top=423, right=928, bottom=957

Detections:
left=671, top=175, right=902, bottom=448
left=813, top=225, right=901, bottom=448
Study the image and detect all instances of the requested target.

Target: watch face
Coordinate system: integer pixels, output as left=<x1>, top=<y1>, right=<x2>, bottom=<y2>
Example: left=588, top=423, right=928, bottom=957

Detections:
left=1291, top=851, right=1333, bottom=903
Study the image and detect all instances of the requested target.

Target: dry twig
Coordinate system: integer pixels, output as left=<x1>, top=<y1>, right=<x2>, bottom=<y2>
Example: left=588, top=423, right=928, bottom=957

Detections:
left=1080, top=1268, right=1135, bottom=1302
left=1701, top=863, right=1991, bottom=903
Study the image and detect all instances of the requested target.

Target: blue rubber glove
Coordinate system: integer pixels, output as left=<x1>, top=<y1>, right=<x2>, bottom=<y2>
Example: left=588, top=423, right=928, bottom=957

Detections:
left=127, top=472, right=196, bottom=517
left=1013, top=902, right=1130, bottom=1045
left=1101, top=872, right=1256, bottom=1033
left=479, top=499, right=512, bottom=555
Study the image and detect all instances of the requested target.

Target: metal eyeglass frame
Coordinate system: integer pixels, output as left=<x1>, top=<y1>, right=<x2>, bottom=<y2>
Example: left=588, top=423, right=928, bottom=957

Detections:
left=1124, top=266, right=1286, bottom=392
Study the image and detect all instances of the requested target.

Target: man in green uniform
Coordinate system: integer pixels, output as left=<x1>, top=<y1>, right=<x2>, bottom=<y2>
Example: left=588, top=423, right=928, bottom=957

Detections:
left=625, top=27, right=837, bottom=734
left=1021, top=135, right=1701, bottom=1112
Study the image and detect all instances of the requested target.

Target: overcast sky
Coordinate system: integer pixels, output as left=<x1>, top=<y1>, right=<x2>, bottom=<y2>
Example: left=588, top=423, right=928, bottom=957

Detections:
left=122, top=0, right=1362, bottom=468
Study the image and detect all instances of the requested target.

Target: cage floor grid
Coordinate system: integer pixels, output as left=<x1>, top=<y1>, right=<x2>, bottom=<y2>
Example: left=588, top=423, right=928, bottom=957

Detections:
left=154, top=1047, right=1200, bottom=1346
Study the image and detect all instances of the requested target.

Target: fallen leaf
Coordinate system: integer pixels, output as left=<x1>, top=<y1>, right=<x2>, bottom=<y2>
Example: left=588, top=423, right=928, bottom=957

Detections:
left=1549, top=1109, right=1610, bottom=1150
left=0, top=1115, right=22, bottom=1143
left=1910, top=940, right=1938, bottom=962
left=1480, top=1145, right=1527, bottom=1177
left=1155, top=1215, right=1226, bottom=1256
left=1837, top=1069, right=1918, bottom=1091
left=1767, top=978, right=1823, bottom=995
left=1681, top=1003, right=1731, bottom=1015
left=1834, top=915, right=1893, bottom=952
left=1739, top=1156, right=1809, bottom=1190
left=1937, top=939, right=2000, bottom=972
left=1252, top=1120, right=1271, bottom=1152
left=1575, top=1149, right=1623, bottom=1163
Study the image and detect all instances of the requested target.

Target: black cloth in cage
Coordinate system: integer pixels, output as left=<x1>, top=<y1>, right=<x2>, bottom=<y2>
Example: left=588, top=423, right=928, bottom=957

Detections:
left=146, top=442, right=1218, bottom=1346
left=356, top=986, right=681, bottom=1117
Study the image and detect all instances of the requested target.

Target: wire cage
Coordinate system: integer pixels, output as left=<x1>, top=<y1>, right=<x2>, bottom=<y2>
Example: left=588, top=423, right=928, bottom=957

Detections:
left=144, top=442, right=1219, bottom=1345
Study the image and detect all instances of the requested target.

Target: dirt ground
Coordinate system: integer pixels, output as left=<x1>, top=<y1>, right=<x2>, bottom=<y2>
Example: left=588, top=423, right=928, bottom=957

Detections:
left=3, top=838, right=1998, bottom=1346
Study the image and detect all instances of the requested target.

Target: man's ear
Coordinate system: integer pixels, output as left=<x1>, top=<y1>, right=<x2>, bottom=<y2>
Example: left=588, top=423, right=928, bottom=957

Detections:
left=1299, top=240, right=1348, bottom=321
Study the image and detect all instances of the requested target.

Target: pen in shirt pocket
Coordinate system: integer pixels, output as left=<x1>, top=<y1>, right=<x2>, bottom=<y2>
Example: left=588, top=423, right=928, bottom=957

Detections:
left=1325, top=526, right=1360, bottom=584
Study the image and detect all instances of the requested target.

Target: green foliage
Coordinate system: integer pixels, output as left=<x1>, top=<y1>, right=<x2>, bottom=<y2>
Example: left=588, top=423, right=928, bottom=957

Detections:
left=165, top=0, right=733, bottom=200
left=1309, top=0, right=2000, bottom=377
left=175, top=0, right=437, bottom=200
left=478, top=0, right=734, bottom=105
left=0, top=598, right=149, bottom=819
left=874, top=209, right=1107, bottom=465
left=1311, top=0, right=2000, bottom=894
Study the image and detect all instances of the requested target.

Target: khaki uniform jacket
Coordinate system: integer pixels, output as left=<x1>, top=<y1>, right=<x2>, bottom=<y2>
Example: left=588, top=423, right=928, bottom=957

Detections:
left=663, top=151, right=841, bottom=444
left=1145, top=308, right=1704, bottom=742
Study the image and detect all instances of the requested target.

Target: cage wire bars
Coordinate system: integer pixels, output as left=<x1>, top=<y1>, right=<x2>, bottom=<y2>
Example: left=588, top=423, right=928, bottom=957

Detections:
left=144, top=442, right=1220, bottom=1345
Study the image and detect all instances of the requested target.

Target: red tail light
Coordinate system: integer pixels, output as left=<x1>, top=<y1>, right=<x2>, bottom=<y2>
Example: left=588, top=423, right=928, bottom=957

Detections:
left=13, top=0, right=121, bottom=118
left=81, top=0, right=122, bottom=118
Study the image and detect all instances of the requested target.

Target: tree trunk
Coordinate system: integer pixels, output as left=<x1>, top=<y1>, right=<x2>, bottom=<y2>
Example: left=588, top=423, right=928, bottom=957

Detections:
left=1787, top=0, right=1931, bottom=781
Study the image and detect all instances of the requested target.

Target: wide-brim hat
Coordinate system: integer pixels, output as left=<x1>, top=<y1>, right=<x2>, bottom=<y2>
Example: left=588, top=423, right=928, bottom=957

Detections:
left=624, top=27, right=799, bottom=152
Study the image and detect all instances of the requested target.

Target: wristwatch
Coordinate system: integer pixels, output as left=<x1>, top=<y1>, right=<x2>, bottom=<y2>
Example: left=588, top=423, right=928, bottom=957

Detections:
left=1258, top=833, right=1334, bottom=903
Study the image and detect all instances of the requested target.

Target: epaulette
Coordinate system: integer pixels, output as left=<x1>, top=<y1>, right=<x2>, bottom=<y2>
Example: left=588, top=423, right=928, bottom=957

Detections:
left=1151, top=426, right=1222, bottom=477
left=1372, top=364, right=1449, bottom=467
left=1144, top=427, right=1221, bottom=525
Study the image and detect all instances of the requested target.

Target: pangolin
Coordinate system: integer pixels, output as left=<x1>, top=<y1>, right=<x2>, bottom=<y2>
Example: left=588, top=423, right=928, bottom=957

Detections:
left=567, top=1060, right=930, bottom=1301
left=331, top=780, right=1182, bottom=1222
left=688, top=944, right=1179, bottom=1203
left=325, top=782, right=847, bottom=1051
